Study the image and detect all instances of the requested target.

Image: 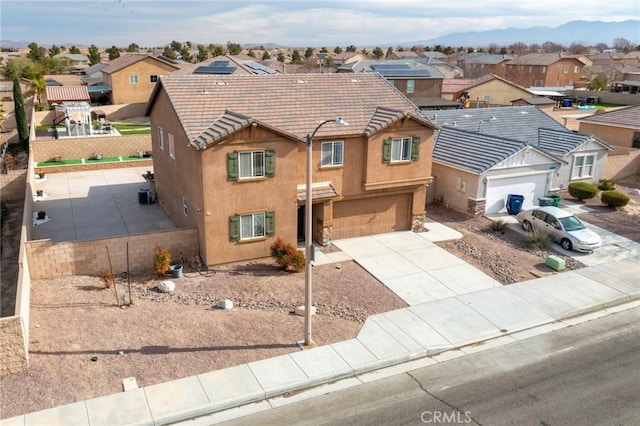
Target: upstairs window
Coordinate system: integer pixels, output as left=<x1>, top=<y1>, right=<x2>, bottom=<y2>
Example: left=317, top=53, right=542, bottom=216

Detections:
left=157, top=126, right=163, bottom=150
left=168, top=133, right=175, bottom=159
left=321, top=141, right=344, bottom=167
left=129, top=74, right=139, bottom=84
left=150, top=75, right=158, bottom=83
left=228, top=150, right=275, bottom=180
left=540, top=66, right=547, bottom=73
left=407, top=79, right=415, bottom=94
left=563, top=66, right=569, bottom=74
left=574, top=66, right=580, bottom=73
left=383, top=137, right=420, bottom=163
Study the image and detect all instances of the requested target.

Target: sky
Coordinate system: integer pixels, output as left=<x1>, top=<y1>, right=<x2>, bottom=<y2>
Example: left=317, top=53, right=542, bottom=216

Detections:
left=2, top=0, right=639, bottom=48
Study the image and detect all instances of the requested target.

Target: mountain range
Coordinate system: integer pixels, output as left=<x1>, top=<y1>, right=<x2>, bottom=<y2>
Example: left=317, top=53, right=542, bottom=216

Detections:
left=418, top=20, right=640, bottom=47
left=1, top=20, right=639, bottom=50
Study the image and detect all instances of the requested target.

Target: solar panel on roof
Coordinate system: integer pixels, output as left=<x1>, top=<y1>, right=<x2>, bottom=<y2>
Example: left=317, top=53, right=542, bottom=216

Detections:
left=244, top=61, right=277, bottom=74
left=371, top=64, right=411, bottom=70
left=375, top=69, right=431, bottom=77
left=210, top=60, right=230, bottom=66
left=194, top=65, right=236, bottom=75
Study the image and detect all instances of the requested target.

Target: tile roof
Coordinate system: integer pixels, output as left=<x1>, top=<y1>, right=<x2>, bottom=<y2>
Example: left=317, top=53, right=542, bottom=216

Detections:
left=433, top=127, right=528, bottom=174
left=578, top=105, right=640, bottom=129
left=425, top=106, right=567, bottom=142
left=102, top=54, right=179, bottom=74
left=297, top=182, right=339, bottom=201
left=151, top=73, right=436, bottom=148
left=462, top=54, right=513, bottom=65
left=45, top=85, right=90, bottom=103
left=338, top=60, right=445, bottom=78
left=507, top=53, right=587, bottom=66
left=456, top=73, right=531, bottom=93
left=512, top=97, right=556, bottom=105
left=441, top=78, right=473, bottom=94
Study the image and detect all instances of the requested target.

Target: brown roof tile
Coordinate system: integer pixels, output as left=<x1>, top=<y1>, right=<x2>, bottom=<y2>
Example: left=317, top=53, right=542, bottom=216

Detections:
left=578, top=105, right=640, bottom=129
left=297, top=182, right=339, bottom=201
left=152, top=73, right=436, bottom=146
left=45, top=85, right=90, bottom=103
left=102, top=53, right=179, bottom=75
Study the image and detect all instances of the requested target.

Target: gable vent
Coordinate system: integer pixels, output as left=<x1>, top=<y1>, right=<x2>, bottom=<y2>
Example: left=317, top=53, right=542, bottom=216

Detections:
left=348, top=78, right=361, bottom=83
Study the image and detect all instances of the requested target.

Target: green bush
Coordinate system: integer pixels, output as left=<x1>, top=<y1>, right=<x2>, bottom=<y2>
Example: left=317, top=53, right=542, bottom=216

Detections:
left=601, top=190, right=630, bottom=208
left=524, top=228, right=551, bottom=251
left=597, top=178, right=616, bottom=191
left=488, top=218, right=507, bottom=232
left=567, top=182, right=598, bottom=200
left=270, top=237, right=305, bottom=272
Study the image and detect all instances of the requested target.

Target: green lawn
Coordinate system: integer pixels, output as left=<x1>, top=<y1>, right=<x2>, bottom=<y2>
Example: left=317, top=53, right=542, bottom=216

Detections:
left=112, top=123, right=151, bottom=135
left=37, top=155, right=149, bottom=167
left=594, top=103, right=625, bottom=109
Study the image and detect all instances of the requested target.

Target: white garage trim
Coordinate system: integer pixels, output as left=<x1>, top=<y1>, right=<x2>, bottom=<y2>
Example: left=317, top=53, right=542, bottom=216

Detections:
left=484, top=171, right=551, bottom=214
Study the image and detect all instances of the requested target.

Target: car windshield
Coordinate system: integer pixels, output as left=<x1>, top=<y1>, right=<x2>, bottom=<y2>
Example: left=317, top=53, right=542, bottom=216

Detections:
left=558, top=215, right=586, bottom=231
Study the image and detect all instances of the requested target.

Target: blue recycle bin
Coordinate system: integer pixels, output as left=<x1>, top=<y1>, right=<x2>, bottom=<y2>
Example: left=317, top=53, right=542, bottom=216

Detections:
left=506, top=194, right=525, bottom=215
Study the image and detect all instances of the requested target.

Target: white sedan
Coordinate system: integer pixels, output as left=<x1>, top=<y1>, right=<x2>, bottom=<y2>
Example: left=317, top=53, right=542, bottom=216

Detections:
left=516, top=206, right=602, bottom=253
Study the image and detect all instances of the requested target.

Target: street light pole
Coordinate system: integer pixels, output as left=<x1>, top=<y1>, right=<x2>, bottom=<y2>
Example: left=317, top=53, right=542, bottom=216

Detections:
left=303, top=117, right=348, bottom=347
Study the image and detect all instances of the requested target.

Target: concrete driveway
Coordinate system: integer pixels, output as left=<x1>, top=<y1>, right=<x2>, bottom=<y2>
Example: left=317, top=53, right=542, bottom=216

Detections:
left=333, top=223, right=501, bottom=306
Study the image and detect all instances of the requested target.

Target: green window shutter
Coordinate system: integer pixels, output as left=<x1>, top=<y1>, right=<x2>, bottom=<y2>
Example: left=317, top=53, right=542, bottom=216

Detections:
left=383, top=138, right=392, bottom=163
left=228, top=152, right=238, bottom=181
left=265, top=210, right=275, bottom=237
left=229, top=215, right=240, bottom=241
left=265, top=150, right=275, bottom=177
left=411, top=136, right=420, bottom=161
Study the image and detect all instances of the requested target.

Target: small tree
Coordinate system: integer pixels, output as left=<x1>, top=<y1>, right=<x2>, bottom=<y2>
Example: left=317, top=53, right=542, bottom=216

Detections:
left=127, top=43, right=140, bottom=53
left=162, top=46, right=176, bottom=60
left=153, top=245, right=172, bottom=277
left=106, top=46, right=120, bottom=61
left=304, top=47, right=314, bottom=58
left=372, top=47, right=384, bottom=59
left=88, top=44, right=101, bottom=65
left=13, top=78, right=29, bottom=152
left=262, top=50, right=271, bottom=60
left=277, top=52, right=286, bottom=63
left=333, top=46, right=343, bottom=54
left=179, top=45, right=193, bottom=63
left=291, top=49, right=302, bottom=64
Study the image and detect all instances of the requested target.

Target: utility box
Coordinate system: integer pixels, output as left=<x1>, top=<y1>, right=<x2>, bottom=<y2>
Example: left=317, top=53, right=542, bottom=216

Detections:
left=545, top=255, right=565, bottom=271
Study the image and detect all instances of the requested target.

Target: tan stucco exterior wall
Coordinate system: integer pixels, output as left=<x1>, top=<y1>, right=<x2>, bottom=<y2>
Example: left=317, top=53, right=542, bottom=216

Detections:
left=431, top=163, right=480, bottom=214
left=107, top=59, right=178, bottom=104
left=578, top=122, right=637, bottom=149
left=465, top=80, right=533, bottom=106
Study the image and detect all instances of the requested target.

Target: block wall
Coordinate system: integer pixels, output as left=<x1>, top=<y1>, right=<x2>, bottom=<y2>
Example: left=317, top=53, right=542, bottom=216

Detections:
left=30, top=134, right=152, bottom=163
left=25, top=228, right=199, bottom=280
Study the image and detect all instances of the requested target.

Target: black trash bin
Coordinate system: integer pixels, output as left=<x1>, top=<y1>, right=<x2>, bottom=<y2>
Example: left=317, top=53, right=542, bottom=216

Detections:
left=506, top=194, right=525, bottom=215
left=138, top=187, right=153, bottom=204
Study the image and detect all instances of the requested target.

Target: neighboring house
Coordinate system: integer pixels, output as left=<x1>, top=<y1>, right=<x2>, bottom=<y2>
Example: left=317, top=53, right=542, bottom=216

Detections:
left=505, top=53, right=589, bottom=88
left=81, top=62, right=107, bottom=85
left=587, top=52, right=625, bottom=66
left=330, top=52, right=367, bottom=65
left=171, top=55, right=279, bottom=75
left=621, top=51, right=640, bottom=66
left=53, top=53, right=90, bottom=73
left=511, top=97, right=556, bottom=113
left=578, top=105, right=640, bottom=148
left=455, top=53, right=512, bottom=78
left=426, top=106, right=613, bottom=215
left=146, top=73, right=438, bottom=266
left=101, top=53, right=180, bottom=104
left=441, top=73, right=534, bottom=106
left=336, top=60, right=446, bottom=110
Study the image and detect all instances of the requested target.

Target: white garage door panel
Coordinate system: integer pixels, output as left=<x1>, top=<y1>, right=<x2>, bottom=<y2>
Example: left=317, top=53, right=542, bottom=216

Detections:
left=485, top=173, right=548, bottom=214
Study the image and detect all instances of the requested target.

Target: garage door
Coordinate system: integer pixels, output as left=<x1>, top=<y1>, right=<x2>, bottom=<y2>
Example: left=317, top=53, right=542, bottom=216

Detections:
left=485, top=173, right=548, bottom=214
left=332, top=194, right=411, bottom=239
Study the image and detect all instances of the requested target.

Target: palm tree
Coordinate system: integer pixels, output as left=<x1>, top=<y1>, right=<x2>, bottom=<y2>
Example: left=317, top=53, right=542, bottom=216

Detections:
left=29, top=75, right=46, bottom=105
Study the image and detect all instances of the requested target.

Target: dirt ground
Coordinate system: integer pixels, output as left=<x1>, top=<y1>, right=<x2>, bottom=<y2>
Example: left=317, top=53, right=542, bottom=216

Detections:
left=1, top=165, right=639, bottom=418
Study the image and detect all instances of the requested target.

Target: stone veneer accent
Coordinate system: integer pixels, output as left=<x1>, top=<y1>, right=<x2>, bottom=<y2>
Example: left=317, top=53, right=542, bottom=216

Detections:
left=411, top=213, right=426, bottom=232
left=321, top=225, right=332, bottom=245
left=467, top=197, right=486, bottom=216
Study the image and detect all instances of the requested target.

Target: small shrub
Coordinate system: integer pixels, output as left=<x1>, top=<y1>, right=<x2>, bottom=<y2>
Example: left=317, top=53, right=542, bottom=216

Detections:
left=488, top=218, right=507, bottom=232
left=153, top=245, right=172, bottom=277
left=524, top=228, right=551, bottom=251
left=601, top=190, right=630, bottom=208
left=270, top=237, right=305, bottom=272
left=597, top=178, right=616, bottom=191
left=98, top=268, right=114, bottom=288
left=567, top=182, right=598, bottom=200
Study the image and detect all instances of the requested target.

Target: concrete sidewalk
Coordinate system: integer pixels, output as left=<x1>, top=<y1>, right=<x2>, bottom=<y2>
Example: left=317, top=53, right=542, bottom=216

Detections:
left=4, top=253, right=639, bottom=425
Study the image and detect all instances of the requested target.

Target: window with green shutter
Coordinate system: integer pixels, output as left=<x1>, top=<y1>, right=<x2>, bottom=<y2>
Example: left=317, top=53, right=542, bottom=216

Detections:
left=231, top=211, right=275, bottom=240
left=384, top=137, right=419, bottom=163
left=265, top=150, right=275, bottom=177
left=229, top=215, right=240, bottom=241
left=411, top=136, right=420, bottom=160
left=265, top=210, right=275, bottom=236
left=383, top=138, right=392, bottom=163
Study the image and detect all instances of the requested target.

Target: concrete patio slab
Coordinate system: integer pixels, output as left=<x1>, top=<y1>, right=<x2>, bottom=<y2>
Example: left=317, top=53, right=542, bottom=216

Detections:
left=197, top=364, right=264, bottom=411
left=384, top=272, right=457, bottom=305
left=421, top=220, right=464, bottom=241
left=331, top=236, right=390, bottom=258
left=400, top=246, right=467, bottom=271
left=371, top=231, right=434, bottom=252
left=144, top=376, right=209, bottom=424
left=355, top=252, right=423, bottom=280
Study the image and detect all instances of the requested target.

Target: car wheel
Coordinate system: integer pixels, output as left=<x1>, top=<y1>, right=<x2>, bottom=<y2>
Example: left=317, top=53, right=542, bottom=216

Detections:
left=561, top=238, right=572, bottom=251
left=522, top=220, right=532, bottom=232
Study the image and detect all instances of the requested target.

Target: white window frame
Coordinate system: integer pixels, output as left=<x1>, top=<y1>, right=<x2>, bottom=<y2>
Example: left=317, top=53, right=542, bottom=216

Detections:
left=572, top=154, right=595, bottom=179
left=240, top=212, right=265, bottom=240
left=129, top=74, right=139, bottom=84
left=563, top=66, right=569, bottom=74
left=182, top=197, right=188, bottom=216
left=540, top=66, right=546, bottom=74
left=321, top=141, right=344, bottom=167
left=574, top=65, right=580, bottom=73
left=406, top=79, right=415, bottom=94
left=528, top=66, right=532, bottom=72
left=238, top=151, right=265, bottom=179
left=168, top=133, right=175, bottom=159
left=391, top=137, right=412, bottom=162
left=157, top=126, right=163, bottom=150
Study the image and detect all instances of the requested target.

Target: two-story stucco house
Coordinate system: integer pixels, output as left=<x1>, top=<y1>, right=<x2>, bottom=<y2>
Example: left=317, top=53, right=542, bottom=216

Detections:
left=505, top=53, right=589, bottom=88
left=146, top=73, right=438, bottom=266
left=101, top=53, right=180, bottom=104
